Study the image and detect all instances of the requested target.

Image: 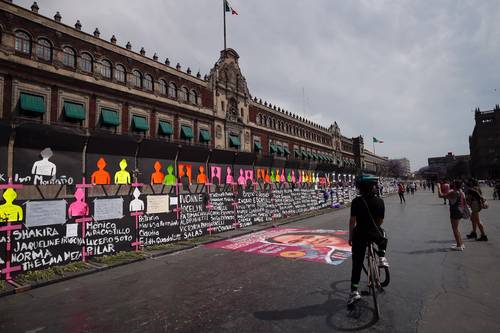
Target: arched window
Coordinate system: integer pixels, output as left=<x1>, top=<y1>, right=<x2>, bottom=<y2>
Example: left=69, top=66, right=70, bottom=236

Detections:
left=62, top=47, right=76, bottom=68
left=100, top=59, right=112, bottom=79
left=132, top=70, right=142, bottom=88
left=36, top=38, right=51, bottom=61
left=168, top=82, right=177, bottom=98
left=257, top=114, right=261, bottom=125
left=159, top=80, right=167, bottom=95
left=80, top=52, right=93, bottom=72
left=272, top=119, right=276, bottom=129
left=266, top=117, right=270, bottom=127
left=143, top=74, right=153, bottom=91
left=15, top=31, right=31, bottom=54
left=189, top=90, right=197, bottom=104
left=179, top=87, right=188, bottom=101
left=115, top=64, right=126, bottom=82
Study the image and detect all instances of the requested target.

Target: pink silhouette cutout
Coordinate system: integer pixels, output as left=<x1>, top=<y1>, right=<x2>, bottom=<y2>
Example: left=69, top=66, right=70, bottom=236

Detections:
left=211, top=166, right=221, bottom=185
left=280, top=168, right=286, bottom=182
left=68, top=188, right=89, bottom=218
left=237, top=169, right=246, bottom=185
left=226, top=166, right=234, bottom=184
left=291, top=170, right=296, bottom=183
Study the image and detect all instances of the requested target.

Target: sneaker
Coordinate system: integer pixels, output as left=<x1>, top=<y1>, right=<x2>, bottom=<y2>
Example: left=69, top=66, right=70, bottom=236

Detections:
left=477, top=235, right=488, bottom=241
left=379, top=256, right=390, bottom=267
left=466, top=232, right=477, bottom=239
left=347, top=291, right=361, bottom=307
left=450, top=244, right=465, bottom=251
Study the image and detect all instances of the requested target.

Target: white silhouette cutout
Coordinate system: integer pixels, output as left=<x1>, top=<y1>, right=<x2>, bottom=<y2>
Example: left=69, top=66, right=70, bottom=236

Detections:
left=32, top=148, right=56, bottom=178
left=129, top=188, right=144, bottom=212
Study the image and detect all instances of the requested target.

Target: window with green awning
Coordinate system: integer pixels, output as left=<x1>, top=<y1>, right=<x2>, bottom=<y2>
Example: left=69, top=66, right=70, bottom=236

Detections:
left=283, top=147, right=290, bottom=155
left=159, top=121, right=173, bottom=136
left=301, top=150, right=307, bottom=159
left=63, top=101, right=85, bottom=120
left=254, top=141, right=262, bottom=151
left=270, top=144, right=277, bottom=154
left=101, top=108, right=120, bottom=126
left=229, top=134, right=241, bottom=147
left=20, top=93, right=45, bottom=114
left=312, top=152, right=318, bottom=160
left=132, top=115, right=149, bottom=131
left=199, top=129, right=211, bottom=142
left=276, top=145, right=284, bottom=155
left=181, top=125, right=194, bottom=139
left=295, top=150, right=301, bottom=158
left=306, top=151, right=313, bottom=159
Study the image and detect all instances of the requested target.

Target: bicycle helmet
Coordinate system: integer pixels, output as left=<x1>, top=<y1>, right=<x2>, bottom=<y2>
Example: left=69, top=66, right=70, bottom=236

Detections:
left=355, top=174, right=379, bottom=187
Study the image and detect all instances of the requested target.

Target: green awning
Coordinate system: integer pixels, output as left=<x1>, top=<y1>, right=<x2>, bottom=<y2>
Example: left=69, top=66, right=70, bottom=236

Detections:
left=229, top=135, right=241, bottom=147
left=132, top=115, right=149, bottom=131
left=294, top=150, right=301, bottom=158
left=254, top=142, right=262, bottom=151
left=199, top=129, right=211, bottom=142
left=307, top=152, right=313, bottom=159
left=101, top=108, right=120, bottom=126
left=159, top=121, right=173, bottom=135
left=20, top=93, right=45, bottom=114
left=276, top=146, right=284, bottom=155
left=320, top=155, right=326, bottom=161
left=312, top=152, right=318, bottom=160
left=301, top=150, right=307, bottom=158
left=283, top=147, right=290, bottom=155
left=63, top=101, right=85, bottom=120
left=181, top=125, right=194, bottom=139
left=270, top=144, right=277, bottom=154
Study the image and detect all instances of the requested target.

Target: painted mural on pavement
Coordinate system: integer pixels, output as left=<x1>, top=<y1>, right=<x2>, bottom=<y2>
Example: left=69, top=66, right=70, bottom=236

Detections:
left=204, top=227, right=352, bottom=265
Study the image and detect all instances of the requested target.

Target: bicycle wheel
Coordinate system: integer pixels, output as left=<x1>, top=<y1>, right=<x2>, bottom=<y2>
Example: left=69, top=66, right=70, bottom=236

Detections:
left=379, top=266, right=390, bottom=287
left=369, top=252, right=380, bottom=320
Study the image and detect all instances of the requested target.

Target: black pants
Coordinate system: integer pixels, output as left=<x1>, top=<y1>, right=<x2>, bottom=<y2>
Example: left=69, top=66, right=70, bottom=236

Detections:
left=351, top=231, right=388, bottom=291
left=398, top=192, right=405, bottom=203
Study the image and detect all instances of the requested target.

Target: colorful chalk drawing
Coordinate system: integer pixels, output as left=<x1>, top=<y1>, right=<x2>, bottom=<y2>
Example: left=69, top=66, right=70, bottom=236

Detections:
left=114, top=159, right=131, bottom=185
left=211, top=166, right=222, bottom=185
left=151, top=161, right=165, bottom=185
left=68, top=188, right=89, bottom=218
left=0, top=188, right=23, bottom=222
left=196, top=165, right=207, bottom=184
left=205, top=227, right=351, bottom=265
left=91, top=157, right=111, bottom=185
left=163, top=165, right=176, bottom=186
left=129, top=188, right=144, bottom=212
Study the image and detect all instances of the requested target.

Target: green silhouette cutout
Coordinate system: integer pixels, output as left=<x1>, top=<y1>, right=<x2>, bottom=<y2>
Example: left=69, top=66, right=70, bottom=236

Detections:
left=163, top=164, right=177, bottom=185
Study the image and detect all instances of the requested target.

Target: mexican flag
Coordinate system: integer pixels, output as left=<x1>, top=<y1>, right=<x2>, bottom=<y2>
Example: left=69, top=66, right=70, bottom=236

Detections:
left=225, top=0, right=238, bottom=15
left=373, top=137, right=384, bottom=143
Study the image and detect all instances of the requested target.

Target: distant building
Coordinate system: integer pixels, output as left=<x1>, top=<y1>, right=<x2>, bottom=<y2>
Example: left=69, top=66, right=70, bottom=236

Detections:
left=427, top=152, right=470, bottom=179
left=469, top=106, right=500, bottom=179
left=389, top=158, right=411, bottom=176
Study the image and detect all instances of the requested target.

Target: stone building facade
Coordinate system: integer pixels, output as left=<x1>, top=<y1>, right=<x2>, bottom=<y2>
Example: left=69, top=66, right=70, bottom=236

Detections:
left=469, top=106, right=500, bottom=179
left=0, top=0, right=388, bottom=182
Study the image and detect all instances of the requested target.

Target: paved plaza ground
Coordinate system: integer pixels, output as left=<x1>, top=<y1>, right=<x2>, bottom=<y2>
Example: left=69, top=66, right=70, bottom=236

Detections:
left=1, top=188, right=499, bottom=332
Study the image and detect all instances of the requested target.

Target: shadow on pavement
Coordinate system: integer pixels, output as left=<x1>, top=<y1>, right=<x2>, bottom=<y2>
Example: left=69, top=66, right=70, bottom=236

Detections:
left=405, top=248, right=450, bottom=255
left=253, top=280, right=378, bottom=331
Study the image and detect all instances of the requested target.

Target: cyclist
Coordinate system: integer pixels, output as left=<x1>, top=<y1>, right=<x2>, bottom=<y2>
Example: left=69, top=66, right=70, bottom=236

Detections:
left=348, top=174, right=389, bottom=307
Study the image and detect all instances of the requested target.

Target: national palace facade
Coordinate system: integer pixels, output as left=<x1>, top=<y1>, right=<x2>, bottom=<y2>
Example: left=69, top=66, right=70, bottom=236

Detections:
left=0, top=0, right=389, bottom=184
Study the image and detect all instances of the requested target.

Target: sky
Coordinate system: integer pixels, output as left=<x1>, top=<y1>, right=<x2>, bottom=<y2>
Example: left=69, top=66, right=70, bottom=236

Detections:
left=15, top=0, right=500, bottom=170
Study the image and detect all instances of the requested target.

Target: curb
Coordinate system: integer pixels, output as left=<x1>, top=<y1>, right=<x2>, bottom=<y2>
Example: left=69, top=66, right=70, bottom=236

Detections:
left=0, top=197, right=375, bottom=298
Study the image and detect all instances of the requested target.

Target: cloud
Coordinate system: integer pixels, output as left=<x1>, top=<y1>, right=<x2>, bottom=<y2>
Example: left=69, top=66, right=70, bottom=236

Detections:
left=16, top=0, right=500, bottom=169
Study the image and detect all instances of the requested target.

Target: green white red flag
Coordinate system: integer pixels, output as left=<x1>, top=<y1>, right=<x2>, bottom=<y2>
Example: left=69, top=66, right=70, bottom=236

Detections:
left=225, top=0, right=238, bottom=15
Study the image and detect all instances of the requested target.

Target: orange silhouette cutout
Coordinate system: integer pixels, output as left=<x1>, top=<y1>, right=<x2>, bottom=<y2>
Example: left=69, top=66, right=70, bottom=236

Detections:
left=91, top=157, right=111, bottom=185
left=151, top=161, right=165, bottom=184
left=264, top=169, right=270, bottom=184
left=197, top=165, right=207, bottom=184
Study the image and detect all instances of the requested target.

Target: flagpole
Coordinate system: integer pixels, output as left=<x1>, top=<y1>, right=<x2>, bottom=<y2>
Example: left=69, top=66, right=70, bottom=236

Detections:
left=223, top=0, right=227, bottom=50
left=373, top=141, right=376, bottom=154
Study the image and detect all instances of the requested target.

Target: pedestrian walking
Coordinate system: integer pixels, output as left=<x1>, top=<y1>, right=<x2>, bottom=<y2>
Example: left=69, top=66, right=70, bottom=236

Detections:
left=440, top=180, right=450, bottom=204
left=439, top=180, right=467, bottom=251
left=465, top=179, right=488, bottom=241
left=398, top=182, right=406, bottom=203
left=410, top=182, right=415, bottom=195
left=431, top=182, right=435, bottom=193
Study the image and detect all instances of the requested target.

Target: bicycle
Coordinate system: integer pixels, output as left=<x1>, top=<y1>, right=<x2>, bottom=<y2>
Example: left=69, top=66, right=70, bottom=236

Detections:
left=361, top=240, right=390, bottom=320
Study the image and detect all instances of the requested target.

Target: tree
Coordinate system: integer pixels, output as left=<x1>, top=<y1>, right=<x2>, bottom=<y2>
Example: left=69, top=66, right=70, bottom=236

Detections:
left=387, top=160, right=405, bottom=178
